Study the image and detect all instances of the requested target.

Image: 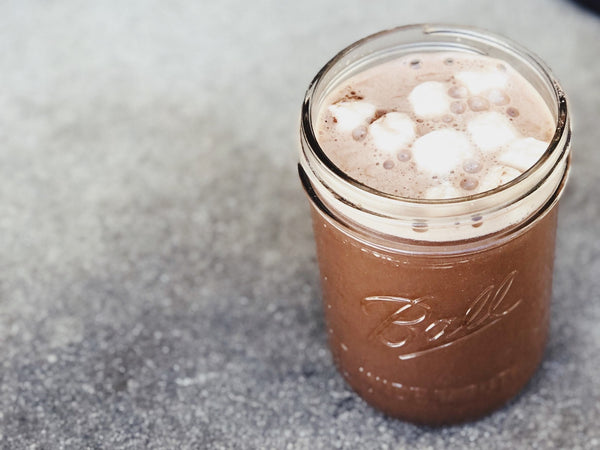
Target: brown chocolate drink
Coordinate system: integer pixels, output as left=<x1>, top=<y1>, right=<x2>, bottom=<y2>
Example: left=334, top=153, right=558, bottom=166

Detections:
left=309, top=199, right=558, bottom=424
left=298, top=25, right=571, bottom=425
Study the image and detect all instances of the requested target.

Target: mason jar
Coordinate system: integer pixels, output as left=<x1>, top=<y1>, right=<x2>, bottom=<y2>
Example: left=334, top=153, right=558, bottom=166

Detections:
left=298, top=24, right=571, bottom=425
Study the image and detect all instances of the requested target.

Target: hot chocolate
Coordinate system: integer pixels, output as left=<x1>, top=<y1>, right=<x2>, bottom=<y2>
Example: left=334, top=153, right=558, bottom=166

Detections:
left=309, top=201, right=558, bottom=424
left=299, top=25, right=571, bottom=425
left=317, top=52, right=554, bottom=201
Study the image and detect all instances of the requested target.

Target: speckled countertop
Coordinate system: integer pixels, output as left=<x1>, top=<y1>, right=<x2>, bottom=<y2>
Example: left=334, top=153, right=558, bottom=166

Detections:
left=0, top=1, right=599, bottom=449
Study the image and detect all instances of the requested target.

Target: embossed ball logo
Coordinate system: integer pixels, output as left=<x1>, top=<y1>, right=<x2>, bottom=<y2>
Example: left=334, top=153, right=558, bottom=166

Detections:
left=361, top=271, right=521, bottom=360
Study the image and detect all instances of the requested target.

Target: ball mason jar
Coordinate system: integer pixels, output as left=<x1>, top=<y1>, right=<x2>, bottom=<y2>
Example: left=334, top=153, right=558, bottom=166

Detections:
left=298, top=24, right=571, bottom=425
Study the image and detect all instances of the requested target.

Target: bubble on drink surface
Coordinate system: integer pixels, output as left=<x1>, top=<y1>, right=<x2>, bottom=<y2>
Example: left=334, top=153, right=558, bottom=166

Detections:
left=328, top=101, right=376, bottom=132
left=409, top=81, right=450, bottom=117
left=478, top=165, right=522, bottom=192
left=467, top=111, right=517, bottom=152
left=397, top=149, right=412, bottom=162
left=424, top=182, right=461, bottom=199
left=369, top=112, right=415, bottom=153
left=352, top=125, right=368, bottom=141
left=487, top=89, right=510, bottom=105
left=411, top=129, right=475, bottom=175
left=455, top=71, right=507, bottom=95
left=450, top=101, right=467, bottom=114
left=448, top=86, right=468, bottom=99
left=383, top=159, right=395, bottom=170
left=442, top=114, right=453, bottom=123
left=506, top=106, right=520, bottom=118
left=498, top=137, right=548, bottom=172
left=460, top=177, right=479, bottom=191
left=468, top=96, right=490, bottom=112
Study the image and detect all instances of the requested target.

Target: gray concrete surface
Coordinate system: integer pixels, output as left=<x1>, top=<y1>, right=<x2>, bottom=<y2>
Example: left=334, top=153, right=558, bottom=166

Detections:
left=0, top=0, right=598, bottom=448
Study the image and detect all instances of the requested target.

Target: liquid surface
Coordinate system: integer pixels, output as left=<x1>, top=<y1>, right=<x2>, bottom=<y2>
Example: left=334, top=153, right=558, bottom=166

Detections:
left=316, top=52, right=555, bottom=199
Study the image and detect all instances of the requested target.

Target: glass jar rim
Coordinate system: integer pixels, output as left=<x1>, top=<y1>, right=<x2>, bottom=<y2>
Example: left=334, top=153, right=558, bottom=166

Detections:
left=299, top=24, right=571, bottom=245
left=300, top=23, right=570, bottom=210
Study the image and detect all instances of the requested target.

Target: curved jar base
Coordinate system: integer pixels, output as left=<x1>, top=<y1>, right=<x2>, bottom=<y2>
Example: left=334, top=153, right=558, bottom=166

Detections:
left=332, top=336, right=546, bottom=425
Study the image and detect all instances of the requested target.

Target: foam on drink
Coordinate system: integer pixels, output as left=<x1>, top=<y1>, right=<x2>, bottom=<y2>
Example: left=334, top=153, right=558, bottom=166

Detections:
left=317, top=52, right=555, bottom=200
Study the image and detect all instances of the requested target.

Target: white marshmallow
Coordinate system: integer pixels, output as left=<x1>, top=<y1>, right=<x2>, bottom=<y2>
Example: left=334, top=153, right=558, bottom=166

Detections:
left=455, top=71, right=508, bottom=95
left=467, top=112, right=517, bottom=153
left=478, top=165, right=521, bottom=192
left=408, top=81, right=449, bottom=117
left=487, top=88, right=509, bottom=105
left=328, top=101, right=376, bottom=132
left=498, top=137, right=549, bottom=172
left=369, top=112, right=415, bottom=153
left=424, top=183, right=461, bottom=200
left=412, top=130, right=474, bottom=175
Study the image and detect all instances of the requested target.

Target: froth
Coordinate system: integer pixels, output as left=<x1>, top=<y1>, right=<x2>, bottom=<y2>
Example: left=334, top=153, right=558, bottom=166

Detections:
left=479, top=165, right=521, bottom=192
left=317, top=52, right=554, bottom=200
left=424, top=182, right=461, bottom=200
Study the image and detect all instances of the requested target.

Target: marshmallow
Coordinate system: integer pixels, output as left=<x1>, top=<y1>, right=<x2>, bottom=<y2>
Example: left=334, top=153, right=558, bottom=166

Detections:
left=498, top=137, right=549, bottom=172
left=412, top=130, right=474, bottom=175
left=455, top=71, right=508, bottom=95
left=487, top=89, right=510, bottom=105
left=424, top=182, right=461, bottom=200
left=369, top=112, right=415, bottom=153
left=328, top=101, right=376, bottom=132
left=408, top=82, right=449, bottom=117
left=467, top=112, right=517, bottom=152
left=478, top=165, right=521, bottom=192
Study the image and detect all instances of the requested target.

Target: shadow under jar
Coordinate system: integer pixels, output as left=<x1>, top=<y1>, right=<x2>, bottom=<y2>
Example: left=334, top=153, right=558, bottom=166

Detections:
left=298, top=24, right=571, bottom=425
